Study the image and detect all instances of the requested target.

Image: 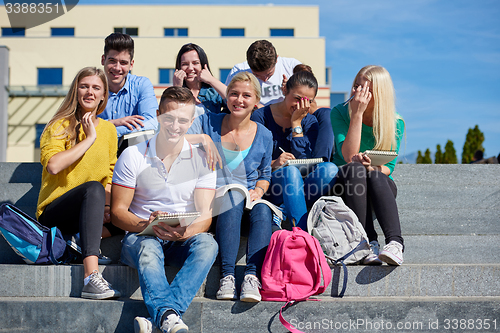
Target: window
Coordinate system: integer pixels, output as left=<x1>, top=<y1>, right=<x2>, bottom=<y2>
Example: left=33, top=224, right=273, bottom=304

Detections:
left=34, top=124, right=46, bottom=149
left=220, top=28, right=244, bottom=37
left=270, top=29, right=294, bottom=37
left=164, top=28, right=188, bottom=37
left=114, top=27, right=138, bottom=36
left=37, top=68, right=63, bottom=85
left=51, top=28, right=75, bottom=36
left=159, top=68, right=174, bottom=84
left=219, top=69, right=232, bottom=84
left=2, top=27, right=25, bottom=37
left=325, top=67, right=331, bottom=85
left=330, top=92, right=348, bottom=107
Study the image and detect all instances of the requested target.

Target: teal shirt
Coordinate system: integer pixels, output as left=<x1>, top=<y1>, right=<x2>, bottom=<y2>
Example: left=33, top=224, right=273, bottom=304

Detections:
left=330, top=103, right=404, bottom=179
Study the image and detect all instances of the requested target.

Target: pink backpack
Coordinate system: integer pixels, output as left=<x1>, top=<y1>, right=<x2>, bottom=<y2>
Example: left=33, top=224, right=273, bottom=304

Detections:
left=260, top=227, right=332, bottom=332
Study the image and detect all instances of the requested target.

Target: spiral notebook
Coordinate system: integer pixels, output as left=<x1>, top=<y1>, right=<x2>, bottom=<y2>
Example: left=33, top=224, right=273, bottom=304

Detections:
left=363, top=150, right=398, bottom=166
left=274, top=158, right=324, bottom=177
left=138, top=211, right=201, bottom=236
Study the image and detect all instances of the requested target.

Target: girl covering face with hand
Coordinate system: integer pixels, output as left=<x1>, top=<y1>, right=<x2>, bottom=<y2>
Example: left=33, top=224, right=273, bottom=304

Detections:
left=251, top=71, right=339, bottom=231
left=331, top=65, right=405, bottom=266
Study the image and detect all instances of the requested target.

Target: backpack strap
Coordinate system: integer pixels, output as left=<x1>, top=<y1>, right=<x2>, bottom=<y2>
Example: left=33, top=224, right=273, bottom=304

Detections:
left=48, top=227, right=64, bottom=265
left=279, top=301, right=305, bottom=333
left=326, top=239, right=368, bottom=297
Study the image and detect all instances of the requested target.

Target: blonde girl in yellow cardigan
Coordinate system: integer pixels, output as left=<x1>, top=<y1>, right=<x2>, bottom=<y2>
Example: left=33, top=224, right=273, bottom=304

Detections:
left=36, top=67, right=121, bottom=299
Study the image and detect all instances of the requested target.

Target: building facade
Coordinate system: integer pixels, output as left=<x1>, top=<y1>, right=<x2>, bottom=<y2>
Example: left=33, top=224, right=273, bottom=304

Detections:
left=1, top=4, right=328, bottom=162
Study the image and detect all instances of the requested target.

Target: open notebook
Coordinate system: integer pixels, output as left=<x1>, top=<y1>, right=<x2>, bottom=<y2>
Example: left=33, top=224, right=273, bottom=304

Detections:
left=274, top=158, right=324, bottom=177
left=364, top=150, right=398, bottom=166
left=138, top=212, right=201, bottom=236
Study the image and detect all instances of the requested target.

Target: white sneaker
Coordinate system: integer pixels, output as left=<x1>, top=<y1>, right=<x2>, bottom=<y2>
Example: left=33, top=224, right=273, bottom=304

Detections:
left=240, top=274, right=262, bottom=302
left=160, top=313, right=188, bottom=333
left=134, top=317, right=161, bottom=333
left=216, top=275, right=237, bottom=300
left=363, top=240, right=383, bottom=265
left=379, top=241, right=404, bottom=266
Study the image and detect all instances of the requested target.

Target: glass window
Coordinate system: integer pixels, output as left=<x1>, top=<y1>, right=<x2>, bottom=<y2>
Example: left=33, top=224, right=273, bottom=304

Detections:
left=51, top=27, right=75, bottom=36
left=270, top=29, right=294, bottom=37
left=325, top=67, right=331, bottom=85
left=330, top=92, right=348, bottom=107
left=219, top=69, right=232, bottom=84
left=164, top=28, right=188, bottom=37
left=220, top=28, right=244, bottom=37
left=38, top=68, right=63, bottom=85
left=114, top=27, right=138, bottom=36
left=34, top=124, right=46, bottom=149
left=159, top=68, right=174, bottom=84
left=2, top=27, right=25, bottom=37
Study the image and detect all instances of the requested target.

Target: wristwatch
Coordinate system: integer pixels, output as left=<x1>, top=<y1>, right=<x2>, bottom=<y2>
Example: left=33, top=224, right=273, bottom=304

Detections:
left=292, top=126, right=303, bottom=134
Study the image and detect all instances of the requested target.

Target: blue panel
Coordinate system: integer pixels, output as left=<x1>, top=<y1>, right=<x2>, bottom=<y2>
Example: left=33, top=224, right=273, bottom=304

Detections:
left=330, top=92, right=348, bottom=107
left=159, top=68, right=173, bottom=84
left=2, top=27, right=25, bottom=37
left=35, top=124, right=45, bottom=149
left=51, top=27, right=74, bottom=36
left=164, top=28, right=174, bottom=36
left=219, top=69, right=231, bottom=84
left=178, top=28, right=188, bottom=37
left=38, top=68, right=63, bottom=85
left=220, top=28, right=244, bottom=37
left=270, top=29, right=294, bottom=37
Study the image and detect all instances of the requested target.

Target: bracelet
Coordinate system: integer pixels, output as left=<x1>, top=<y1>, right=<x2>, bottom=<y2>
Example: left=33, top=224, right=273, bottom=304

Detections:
left=255, top=186, right=266, bottom=194
left=105, top=204, right=110, bottom=207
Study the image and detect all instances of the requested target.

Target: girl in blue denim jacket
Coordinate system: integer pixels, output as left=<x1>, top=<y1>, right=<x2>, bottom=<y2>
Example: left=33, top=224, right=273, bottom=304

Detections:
left=173, top=43, right=227, bottom=116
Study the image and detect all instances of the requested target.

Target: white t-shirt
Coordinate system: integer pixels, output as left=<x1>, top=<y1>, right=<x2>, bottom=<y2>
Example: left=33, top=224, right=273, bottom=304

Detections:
left=112, top=135, right=216, bottom=220
left=225, top=57, right=301, bottom=106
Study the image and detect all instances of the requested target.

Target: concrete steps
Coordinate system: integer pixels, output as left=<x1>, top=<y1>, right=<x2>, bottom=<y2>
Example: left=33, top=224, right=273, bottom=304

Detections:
left=1, top=297, right=499, bottom=333
left=1, top=263, right=499, bottom=298
left=0, top=163, right=499, bottom=332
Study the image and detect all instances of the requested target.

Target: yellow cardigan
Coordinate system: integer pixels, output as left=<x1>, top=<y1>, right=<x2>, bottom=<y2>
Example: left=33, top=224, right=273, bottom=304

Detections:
left=36, top=118, right=117, bottom=219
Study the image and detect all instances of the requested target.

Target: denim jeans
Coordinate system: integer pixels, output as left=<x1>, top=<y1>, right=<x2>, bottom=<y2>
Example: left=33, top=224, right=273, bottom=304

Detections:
left=266, top=162, right=338, bottom=230
left=216, top=190, right=272, bottom=278
left=120, top=232, right=218, bottom=327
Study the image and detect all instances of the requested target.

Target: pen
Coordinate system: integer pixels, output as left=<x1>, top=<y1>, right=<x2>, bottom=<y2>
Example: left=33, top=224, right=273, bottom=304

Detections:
left=343, top=94, right=355, bottom=106
left=279, top=147, right=286, bottom=154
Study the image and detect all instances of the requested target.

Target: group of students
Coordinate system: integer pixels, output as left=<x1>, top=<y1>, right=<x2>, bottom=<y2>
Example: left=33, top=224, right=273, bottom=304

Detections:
left=35, top=33, right=405, bottom=333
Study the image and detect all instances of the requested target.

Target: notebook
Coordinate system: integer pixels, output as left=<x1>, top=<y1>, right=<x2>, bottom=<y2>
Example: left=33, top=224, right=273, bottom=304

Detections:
left=274, top=158, right=324, bottom=177
left=363, top=150, right=398, bottom=166
left=138, top=211, right=201, bottom=236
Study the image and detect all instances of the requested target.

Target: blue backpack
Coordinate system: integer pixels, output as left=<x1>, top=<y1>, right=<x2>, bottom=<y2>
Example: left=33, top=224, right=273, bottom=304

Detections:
left=0, top=203, right=71, bottom=264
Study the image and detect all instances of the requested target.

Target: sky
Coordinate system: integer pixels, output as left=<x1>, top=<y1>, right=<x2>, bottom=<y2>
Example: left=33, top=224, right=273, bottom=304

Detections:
left=79, top=0, right=500, bottom=160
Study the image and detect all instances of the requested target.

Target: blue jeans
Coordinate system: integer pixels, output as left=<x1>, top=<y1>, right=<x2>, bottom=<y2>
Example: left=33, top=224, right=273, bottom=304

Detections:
left=120, top=232, right=218, bottom=327
left=266, top=162, right=338, bottom=230
left=216, top=190, right=272, bottom=278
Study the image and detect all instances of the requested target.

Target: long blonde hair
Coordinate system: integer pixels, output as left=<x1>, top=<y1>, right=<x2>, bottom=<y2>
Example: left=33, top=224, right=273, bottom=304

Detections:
left=43, top=67, right=109, bottom=147
left=349, top=65, right=403, bottom=150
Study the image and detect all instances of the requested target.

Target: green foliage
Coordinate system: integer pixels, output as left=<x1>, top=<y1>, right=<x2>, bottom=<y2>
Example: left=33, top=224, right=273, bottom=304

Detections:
left=462, top=125, right=484, bottom=163
left=416, top=150, right=423, bottom=164
left=434, top=144, right=443, bottom=164
left=422, top=148, right=432, bottom=164
left=443, top=140, right=458, bottom=164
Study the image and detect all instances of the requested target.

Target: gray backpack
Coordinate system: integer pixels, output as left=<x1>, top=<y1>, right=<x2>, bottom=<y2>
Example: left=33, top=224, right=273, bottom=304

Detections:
left=307, top=196, right=370, bottom=265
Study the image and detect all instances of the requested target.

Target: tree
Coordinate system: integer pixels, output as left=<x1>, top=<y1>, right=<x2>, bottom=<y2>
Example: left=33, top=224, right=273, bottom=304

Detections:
left=462, top=125, right=484, bottom=164
left=416, top=150, right=423, bottom=164
left=443, top=140, right=458, bottom=164
left=434, top=144, right=443, bottom=164
left=422, top=148, right=432, bottom=164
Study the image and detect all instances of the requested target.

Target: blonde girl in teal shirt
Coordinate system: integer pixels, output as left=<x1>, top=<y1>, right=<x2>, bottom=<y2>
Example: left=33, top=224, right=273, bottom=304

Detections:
left=331, top=65, right=405, bottom=266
